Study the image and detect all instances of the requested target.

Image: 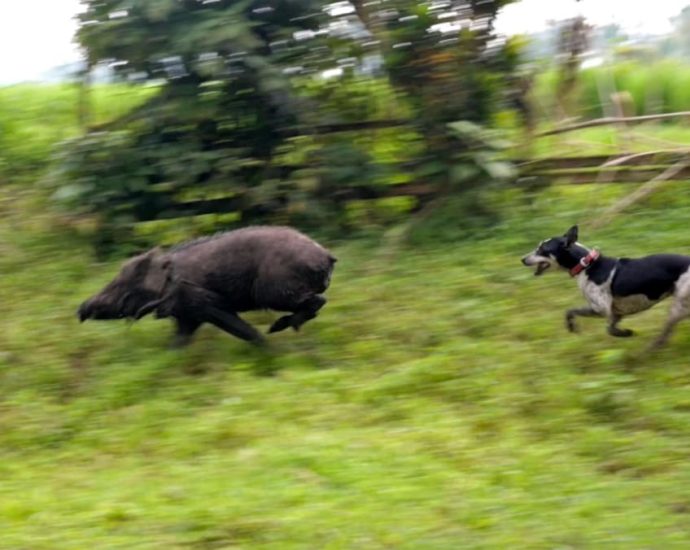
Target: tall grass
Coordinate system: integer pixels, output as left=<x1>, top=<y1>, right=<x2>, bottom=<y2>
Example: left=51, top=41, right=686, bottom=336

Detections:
left=533, top=60, right=690, bottom=121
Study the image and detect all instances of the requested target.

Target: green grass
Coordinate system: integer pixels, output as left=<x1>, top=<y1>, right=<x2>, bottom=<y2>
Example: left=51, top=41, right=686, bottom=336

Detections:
left=2, top=78, right=690, bottom=548
left=2, top=182, right=690, bottom=548
left=0, top=84, right=155, bottom=183
left=526, top=123, right=690, bottom=158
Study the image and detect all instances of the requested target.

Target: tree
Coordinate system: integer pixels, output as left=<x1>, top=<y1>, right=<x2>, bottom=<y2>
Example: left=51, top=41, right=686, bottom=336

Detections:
left=55, top=0, right=331, bottom=243
left=554, top=16, right=591, bottom=120
left=54, top=0, right=522, bottom=251
left=669, top=6, right=690, bottom=57
left=350, top=1, right=520, bottom=199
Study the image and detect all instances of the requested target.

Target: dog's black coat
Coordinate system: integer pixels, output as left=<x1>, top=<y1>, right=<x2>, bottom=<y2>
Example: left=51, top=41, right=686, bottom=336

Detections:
left=609, top=255, right=690, bottom=300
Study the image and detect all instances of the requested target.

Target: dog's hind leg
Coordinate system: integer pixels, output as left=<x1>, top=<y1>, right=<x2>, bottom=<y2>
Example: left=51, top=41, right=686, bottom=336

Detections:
left=607, top=314, right=634, bottom=338
left=650, top=299, right=690, bottom=349
left=565, top=307, right=601, bottom=333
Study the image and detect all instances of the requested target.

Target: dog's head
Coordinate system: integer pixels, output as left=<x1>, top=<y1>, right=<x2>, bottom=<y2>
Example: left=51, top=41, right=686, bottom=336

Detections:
left=521, top=225, right=582, bottom=276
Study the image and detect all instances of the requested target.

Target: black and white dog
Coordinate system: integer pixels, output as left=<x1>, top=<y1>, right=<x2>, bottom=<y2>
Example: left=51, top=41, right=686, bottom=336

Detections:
left=522, top=225, right=690, bottom=349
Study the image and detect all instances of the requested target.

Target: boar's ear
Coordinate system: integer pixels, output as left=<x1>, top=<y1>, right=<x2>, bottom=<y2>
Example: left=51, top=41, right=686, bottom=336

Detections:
left=144, top=252, right=174, bottom=292
left=129, top=247, right=159, bottom=275
left=148, top=246, right=164, bottom=258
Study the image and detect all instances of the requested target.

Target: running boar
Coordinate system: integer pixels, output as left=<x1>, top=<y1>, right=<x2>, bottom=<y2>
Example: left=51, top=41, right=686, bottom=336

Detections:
left=78, top=226, right=336, bottom=346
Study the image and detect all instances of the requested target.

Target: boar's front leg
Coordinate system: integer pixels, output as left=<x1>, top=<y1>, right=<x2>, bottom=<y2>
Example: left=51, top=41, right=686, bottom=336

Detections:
left=204, top=306, right=265, bottom=345
left=269, top=295, right=327, bottom=334
left=171, top=317, right=203, bottom=348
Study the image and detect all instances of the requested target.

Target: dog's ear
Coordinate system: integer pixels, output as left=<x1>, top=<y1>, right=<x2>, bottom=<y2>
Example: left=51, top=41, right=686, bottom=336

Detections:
left=564, top=225, right=578, bottom=246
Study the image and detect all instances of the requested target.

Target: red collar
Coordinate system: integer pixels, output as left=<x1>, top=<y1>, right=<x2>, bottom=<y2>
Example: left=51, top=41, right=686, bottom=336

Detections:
left=570, top=249, right=600, bottom=277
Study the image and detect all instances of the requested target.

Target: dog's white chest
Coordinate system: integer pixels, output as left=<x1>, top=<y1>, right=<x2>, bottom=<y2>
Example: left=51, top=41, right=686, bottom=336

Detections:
left=577, top=272, right=613, bottom=315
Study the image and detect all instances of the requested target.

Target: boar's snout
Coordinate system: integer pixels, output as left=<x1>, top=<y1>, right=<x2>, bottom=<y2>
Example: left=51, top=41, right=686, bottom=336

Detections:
left=78, top=297, right=116, bottom=322
left=77, top=299, right=92, bottom=322
left=77, top=295, right=129, bottom=322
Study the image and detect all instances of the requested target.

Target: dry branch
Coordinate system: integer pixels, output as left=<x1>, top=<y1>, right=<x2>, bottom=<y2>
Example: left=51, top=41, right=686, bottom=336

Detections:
left=537, top=112, right=690, bottom=137
left=591, top=158, right=690, bottom=229
left=600, top=150, right=690, bottom=168
left=518, top=151, right=689, bottom=171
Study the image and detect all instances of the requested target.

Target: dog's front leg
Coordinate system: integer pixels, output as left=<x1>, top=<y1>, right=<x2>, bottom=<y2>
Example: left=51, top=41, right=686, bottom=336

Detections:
left=565, top=307, right=600, bottom=333
left=607, top=314, right=634, bottom=337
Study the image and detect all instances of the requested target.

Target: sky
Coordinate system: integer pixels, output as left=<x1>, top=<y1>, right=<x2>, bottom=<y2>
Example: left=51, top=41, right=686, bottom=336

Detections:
left=495, top=0, right=689, bottom=36
left=0, top=0, right=688, bottom=84
left=0, top=0, right=83, bottom=84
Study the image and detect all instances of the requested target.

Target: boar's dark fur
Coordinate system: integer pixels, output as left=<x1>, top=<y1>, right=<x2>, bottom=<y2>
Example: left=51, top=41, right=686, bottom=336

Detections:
left=78, top=226, right=336, bottom=347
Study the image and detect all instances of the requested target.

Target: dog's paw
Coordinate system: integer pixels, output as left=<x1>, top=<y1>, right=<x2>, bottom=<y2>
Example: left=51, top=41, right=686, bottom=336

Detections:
left=647, top=337, right=666, bottom=351
left=565, top=317, right=579, bottom=333
left=608, top=327, right=635, bottom=338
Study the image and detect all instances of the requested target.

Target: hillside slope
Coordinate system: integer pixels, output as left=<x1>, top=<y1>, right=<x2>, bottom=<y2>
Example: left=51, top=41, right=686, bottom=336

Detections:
left=1, top=185, right=690, bottom=548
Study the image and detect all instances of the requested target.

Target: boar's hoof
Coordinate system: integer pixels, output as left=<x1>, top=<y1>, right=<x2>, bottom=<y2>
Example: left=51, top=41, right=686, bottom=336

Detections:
left=268, top=315, right=296, bottom=334
left=170, top=333, right=195, bottom=349
left=251, top=334, right=267, bottom=347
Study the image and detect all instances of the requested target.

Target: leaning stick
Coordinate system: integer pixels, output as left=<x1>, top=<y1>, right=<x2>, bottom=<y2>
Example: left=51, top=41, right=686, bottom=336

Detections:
left=591, top=158, right=690, bottom=229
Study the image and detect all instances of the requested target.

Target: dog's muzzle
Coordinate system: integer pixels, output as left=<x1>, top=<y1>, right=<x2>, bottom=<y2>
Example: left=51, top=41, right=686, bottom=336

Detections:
left=521, top=254, right=551, bottom=276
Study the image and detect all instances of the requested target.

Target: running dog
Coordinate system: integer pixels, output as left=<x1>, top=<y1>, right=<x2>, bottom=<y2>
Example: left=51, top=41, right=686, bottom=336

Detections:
left=521, top=225, right=690, bottom=349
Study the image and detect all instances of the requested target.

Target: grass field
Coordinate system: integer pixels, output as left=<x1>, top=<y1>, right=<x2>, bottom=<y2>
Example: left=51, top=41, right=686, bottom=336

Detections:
left=528, top=123, right=690, bottom=158
left=2, top=79, right=690, bottom=548
left=2, top=180, right=690, bottom=548
left=0, top=84, right=154, bottom=183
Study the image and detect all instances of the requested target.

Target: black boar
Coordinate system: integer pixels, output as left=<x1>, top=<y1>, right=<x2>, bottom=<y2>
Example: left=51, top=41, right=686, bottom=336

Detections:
left=78, top=226, right=336, bottom=346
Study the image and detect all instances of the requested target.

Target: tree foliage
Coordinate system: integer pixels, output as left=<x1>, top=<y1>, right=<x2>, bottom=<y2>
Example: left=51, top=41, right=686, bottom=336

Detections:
left=341, top=0, right=521, bottom=218
left=354, top=1, right=518, bottom=123
left=52, top=0, right=522, bottom=249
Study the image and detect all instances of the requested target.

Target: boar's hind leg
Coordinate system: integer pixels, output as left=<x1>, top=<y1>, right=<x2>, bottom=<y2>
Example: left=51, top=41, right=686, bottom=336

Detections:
left=171, top=317, right=203, bottom=348
left=269, top=295, right=327, bottom=334
left=205, top=306, right=265, bottom=345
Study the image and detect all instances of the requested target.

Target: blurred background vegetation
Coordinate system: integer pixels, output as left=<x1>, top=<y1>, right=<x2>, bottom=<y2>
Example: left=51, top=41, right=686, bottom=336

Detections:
left=1, top=0, right=690, bottom=547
